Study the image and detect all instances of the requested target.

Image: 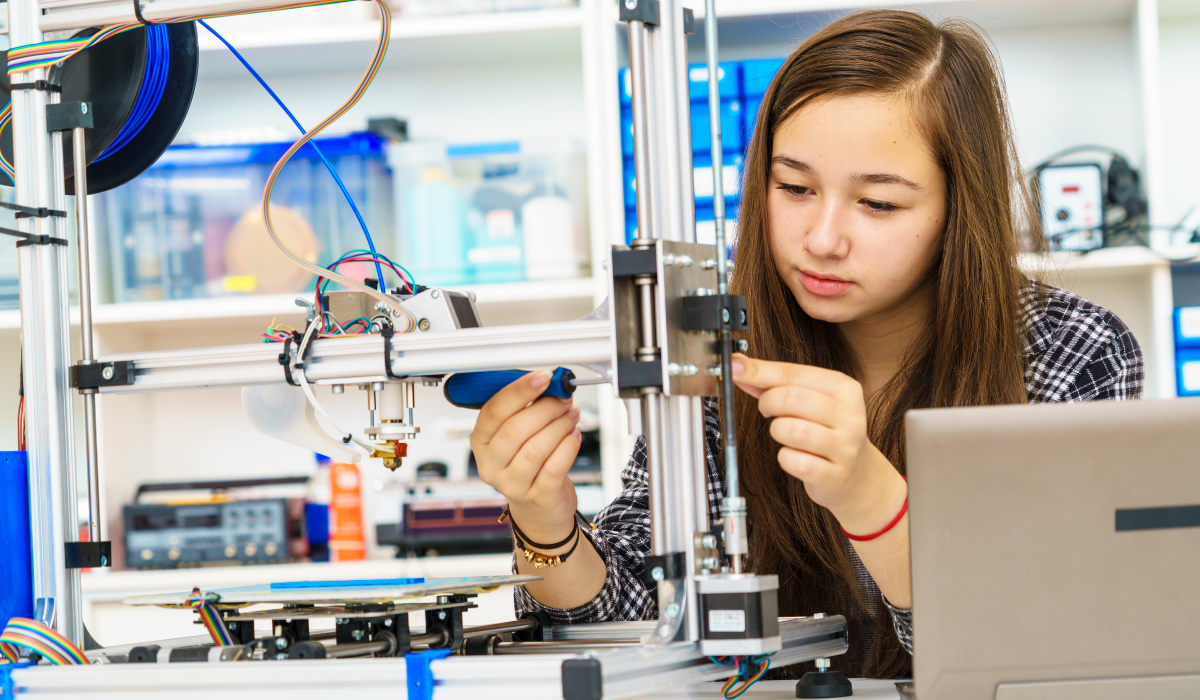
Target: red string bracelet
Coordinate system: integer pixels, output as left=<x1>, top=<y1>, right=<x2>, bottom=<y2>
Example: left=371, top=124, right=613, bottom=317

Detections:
left=841, top=475, right=908, bottom=542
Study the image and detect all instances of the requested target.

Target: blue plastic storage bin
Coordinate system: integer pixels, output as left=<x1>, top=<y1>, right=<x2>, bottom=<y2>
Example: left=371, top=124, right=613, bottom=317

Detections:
left=1177, top=348, right=1200, bottom=396
left=1174, top=307, right=1200, bottom=349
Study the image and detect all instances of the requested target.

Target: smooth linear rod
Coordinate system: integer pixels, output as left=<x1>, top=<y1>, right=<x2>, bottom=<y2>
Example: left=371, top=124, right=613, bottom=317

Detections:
left=93, top=319, right=612, bottom=394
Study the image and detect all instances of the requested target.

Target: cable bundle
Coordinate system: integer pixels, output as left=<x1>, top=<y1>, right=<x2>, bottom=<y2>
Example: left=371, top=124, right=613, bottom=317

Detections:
left=186, top=590, right=235, bottom=647
left=710, top=655, right=772, bottom=699
left=0, top=618, right=87, bottom=665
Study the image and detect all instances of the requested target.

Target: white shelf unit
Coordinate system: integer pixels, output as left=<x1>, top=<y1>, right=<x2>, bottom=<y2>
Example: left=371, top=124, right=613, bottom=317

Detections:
left=0, top=0, right=1194, bottom=644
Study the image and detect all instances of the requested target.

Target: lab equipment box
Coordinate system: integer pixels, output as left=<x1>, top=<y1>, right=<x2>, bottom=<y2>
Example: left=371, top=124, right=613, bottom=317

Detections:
left=94, top=132, right=395, bottom=303
left=388, top=137, right=589, bottom=285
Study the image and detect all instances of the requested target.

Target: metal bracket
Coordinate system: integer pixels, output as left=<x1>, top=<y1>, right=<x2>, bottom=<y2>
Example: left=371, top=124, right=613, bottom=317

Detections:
left=45, top=101, right=94, bottom=133
left=64, top=541, right=112, bottom=569
left=619, top=0, right=659, bottom=25
left=643, top=551, right=687, bottom=585
left=70, top=360, right=133, bottom=390
left=0, top=201, right=67, bottom=219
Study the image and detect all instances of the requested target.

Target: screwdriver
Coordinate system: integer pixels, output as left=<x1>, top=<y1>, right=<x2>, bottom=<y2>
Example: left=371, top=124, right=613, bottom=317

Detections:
left=443, top=368, right=608, bottom=410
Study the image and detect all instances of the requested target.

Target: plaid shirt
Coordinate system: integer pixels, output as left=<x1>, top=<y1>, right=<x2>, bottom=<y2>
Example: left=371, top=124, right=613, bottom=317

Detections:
left=515, top=281, right=1144, bottom=656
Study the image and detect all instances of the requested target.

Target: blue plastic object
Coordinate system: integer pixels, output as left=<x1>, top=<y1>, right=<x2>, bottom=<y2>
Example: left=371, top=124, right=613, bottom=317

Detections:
left=97, top=24, right=171, bottom=161
left=687, top=61, right=741, bottom=102
left=742, top=57, right=785, bottom=97
left=270, top=577, right=425, bottom=590
left=444, top=368, right=576, bottom=409
left=406, top=649, right=452, bottom=700
left=1178, top=348, right=1200, bottom=396
left=1, top=662, right=33, bottom=697
left=0, top=452, right=32, bottom=633
left=693, top=152, right=744, bottom=206
left=690, top=99, right=744, bottom=154
left=1174, top=307, right=1200, bottom=349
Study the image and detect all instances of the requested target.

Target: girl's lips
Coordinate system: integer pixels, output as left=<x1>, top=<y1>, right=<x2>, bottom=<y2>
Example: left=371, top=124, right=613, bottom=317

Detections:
left=800, top=270, right=853, bottom=297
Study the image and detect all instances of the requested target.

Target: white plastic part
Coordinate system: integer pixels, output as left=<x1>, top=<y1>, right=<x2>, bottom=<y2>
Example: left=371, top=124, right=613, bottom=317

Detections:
left=378, top=382, right=405, bottom=422
left=241, top=383, right=361, bottom=463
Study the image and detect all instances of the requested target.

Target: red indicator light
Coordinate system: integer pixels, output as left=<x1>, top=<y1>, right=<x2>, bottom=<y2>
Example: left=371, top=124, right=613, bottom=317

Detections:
left=1062, top=185, right=1080, bottom=193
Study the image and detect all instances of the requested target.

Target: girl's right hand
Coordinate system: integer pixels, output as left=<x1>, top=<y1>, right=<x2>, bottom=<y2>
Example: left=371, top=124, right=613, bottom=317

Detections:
left=470, top=370, right=583, bottom=544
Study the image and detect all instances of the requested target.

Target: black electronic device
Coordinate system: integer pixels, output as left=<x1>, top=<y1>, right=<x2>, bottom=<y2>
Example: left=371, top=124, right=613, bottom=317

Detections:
left=123, top=476, right=310, bottom=569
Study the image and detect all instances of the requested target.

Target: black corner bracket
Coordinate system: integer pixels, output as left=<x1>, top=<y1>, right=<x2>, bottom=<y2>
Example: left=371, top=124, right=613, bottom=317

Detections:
left=562, top=658, right=603, bottom=700
left=642, top=551, right=688, bottom=586
left=611, top=248, right=658, bottom=278
left=619, top=0, right=659, bottom=25
left=65, top=541, right=112, bottom=569
left=70, top=361, right=133, bottom=390
left=46, top=101, right=94, bottom=133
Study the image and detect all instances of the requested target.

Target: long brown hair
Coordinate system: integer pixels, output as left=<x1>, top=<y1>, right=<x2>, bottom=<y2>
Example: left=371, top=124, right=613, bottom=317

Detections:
left=730, top=10, right=1037, bottom=678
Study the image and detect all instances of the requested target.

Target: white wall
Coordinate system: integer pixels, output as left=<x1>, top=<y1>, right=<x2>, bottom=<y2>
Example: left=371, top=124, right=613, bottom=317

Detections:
left=1157, top=18, right=1200, bottom=225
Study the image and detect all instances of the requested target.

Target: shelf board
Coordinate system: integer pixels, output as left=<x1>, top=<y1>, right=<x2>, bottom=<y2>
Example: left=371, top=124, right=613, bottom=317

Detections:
left=687, top=0, right=1136, bottom=33
left=0, top=277, right=600, bottom=332
left=197, top=7, right=584, bottom=77
left=1018, top=246, right=1173, bottom=279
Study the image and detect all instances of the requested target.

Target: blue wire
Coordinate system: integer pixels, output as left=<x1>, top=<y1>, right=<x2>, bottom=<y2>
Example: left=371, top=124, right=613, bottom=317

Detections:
left=97, top=24, right=171, bottom=161
left=197, top=19, right=387, bottom=287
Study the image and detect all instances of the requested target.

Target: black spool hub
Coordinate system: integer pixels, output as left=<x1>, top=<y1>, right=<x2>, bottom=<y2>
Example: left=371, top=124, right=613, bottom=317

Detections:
left=0, top=21, right=199, bottom=194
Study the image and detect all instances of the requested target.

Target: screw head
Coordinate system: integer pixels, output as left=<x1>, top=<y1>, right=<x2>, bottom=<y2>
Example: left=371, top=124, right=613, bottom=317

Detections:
left=275, top=637, right=288, bottom=650
left=374, top=301, right=388, bottom=312
left=667, top=363, right=682, bottom=376
left=624, top=0, right=637, bottom=10
left=422, top=380, right=439, bottom=387
left=352, top=630, right=364, bottom=641
left=662, top=254, right=676, bottom=267
left=81, top=103, right=88, bottom=114
left=734, top=339, right=748, bottom=353
left=813, top=612, right=827, bottom=619
left=722, top=308, right=730, bottom=323
left=682, top=364, right=698, bottom=377
left=678, top=255, right=693, bottom=267
left=431, top=289, right=440, bottom=299
left=101, top=366, right=114, bottom=380
left=332, top=384, right=345, bottom=394
left=702, top=556, right=719, bottom=570
left=665, top=603, right=679, bottom=618
left=702, top=259, right=717, bottom=269
left=100, top=555, right=108, bottom=567
left=700, top=534, right=717, bottom=549
left=418, top=318, right=431, bottom=332
left=651, top=566, right=664, bottom=581
left=707, top=365, right=722, bottom=378
left=438, top=612, right=447, bottom=620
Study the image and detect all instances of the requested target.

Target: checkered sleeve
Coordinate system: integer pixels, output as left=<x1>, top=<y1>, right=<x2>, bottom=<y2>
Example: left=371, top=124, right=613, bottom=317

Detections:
left=515, top=399, right=728, bottom=624
left=1021, top=282, right=1145, bottom=403
left=883, top=597, right=913, bottom=654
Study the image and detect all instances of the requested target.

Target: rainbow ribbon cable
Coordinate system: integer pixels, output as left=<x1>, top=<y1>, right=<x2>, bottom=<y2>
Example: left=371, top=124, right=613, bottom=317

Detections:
left=186, top=591, right=235, bottom=647
left=0, top=618, right=87, bottom=665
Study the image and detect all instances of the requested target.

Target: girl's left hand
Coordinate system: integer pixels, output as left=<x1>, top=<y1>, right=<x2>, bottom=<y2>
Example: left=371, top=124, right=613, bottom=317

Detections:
left=730, top=353, right=907, bottom=536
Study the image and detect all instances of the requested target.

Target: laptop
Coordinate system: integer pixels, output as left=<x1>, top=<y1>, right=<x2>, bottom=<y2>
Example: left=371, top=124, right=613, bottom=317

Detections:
left=906, top=398, right=1200, bottom=700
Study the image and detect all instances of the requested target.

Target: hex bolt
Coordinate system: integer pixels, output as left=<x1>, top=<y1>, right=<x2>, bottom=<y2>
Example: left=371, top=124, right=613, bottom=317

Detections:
left=700, top=534, right=717, bottom=550
left=437, top=596, right=450, bottom=604
left=422, top=380, right=439, bottom=387
left=707, top=365, right=722, bottom=378
left=682, top=364, right=698, bottom=377
left=667, top=363, right=682, bottom=376
left=371, top=382, right=384, bottom=392
left=352, top=630, right=364, bottom=641
left=418, top=318, right=431, bottom=332
left=662, top=254, right=676, bottom=267
left=431, top=290, right=440, bottom=299
left=374, top=301, right=388, bottom=313
left=275, top=637, right=288, bottom=650
left=702, top=556, right=719, bottom=570
left=101, top=366, right=114, bottom=381
left=665, top=603, right=680, bottom=618
left=702, top=258, right=717, bottom=269
left=678, top=255, right=693, bottom=267
left=332, top=384, right=344, bottom=394
left=816, top=657, right=830, bottom=672
left=438, top=612, right=447, bottom=621
left=651, top=566, right=665, bottom=581
left=734, top=339, right=749, bottom=353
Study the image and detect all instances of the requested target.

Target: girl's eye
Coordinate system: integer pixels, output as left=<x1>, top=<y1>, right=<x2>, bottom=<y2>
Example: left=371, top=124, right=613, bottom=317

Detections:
left=776, top=184, right=812, bottom=197
left=863, top=199, right=900, bottom=213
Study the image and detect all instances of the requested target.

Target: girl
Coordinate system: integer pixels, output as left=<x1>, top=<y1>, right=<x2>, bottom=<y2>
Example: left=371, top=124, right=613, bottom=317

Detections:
left=470, top=9, right=1143, bottom=679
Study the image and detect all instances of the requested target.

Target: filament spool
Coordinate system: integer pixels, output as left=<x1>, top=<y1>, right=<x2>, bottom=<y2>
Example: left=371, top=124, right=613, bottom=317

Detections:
left=0, top=21, right=199, bottom=194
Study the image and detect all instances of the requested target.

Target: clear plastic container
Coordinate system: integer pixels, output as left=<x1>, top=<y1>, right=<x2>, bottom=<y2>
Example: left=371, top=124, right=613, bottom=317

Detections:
left=388, top=137, right=589, bottom=286
left=94, top=132, right=395, bottom=303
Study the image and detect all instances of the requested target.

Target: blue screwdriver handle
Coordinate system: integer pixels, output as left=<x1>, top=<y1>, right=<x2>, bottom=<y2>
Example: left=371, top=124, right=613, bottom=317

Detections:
left=444, top=367, right=576, bottom=409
